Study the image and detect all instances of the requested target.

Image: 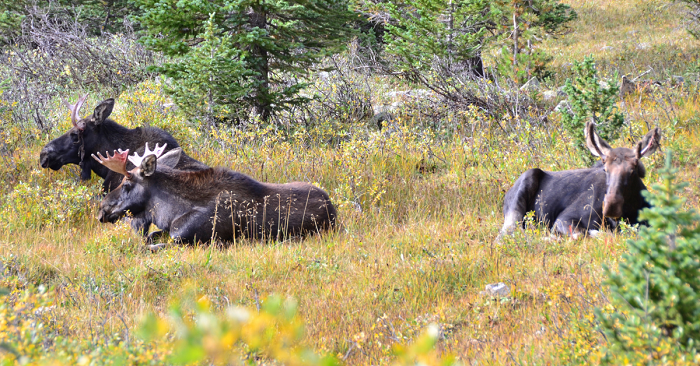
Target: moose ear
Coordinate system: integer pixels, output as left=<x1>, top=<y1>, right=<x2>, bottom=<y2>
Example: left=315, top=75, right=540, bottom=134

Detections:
left=637, top=127, right=661, bottom=158
left=92, top=99, right=115, bottom=125
left=140, top=154, right=157, bottom=177
left=585, top=120, right=612, bottom=158
left=157, top=148, right=182, bottom=169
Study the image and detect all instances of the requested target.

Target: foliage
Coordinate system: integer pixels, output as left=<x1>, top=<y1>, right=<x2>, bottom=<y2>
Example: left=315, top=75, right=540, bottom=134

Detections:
left=0, top=3, right=158, bottom=134
left=0, top=0, right=139, bottom=45
left=383, top=0, right=488, bottom=76
left=490, top=0, right=577, bottom=83
left=680, top=0, right=700, bottom=40
left=135, top=0, right=357, bottom=122
left=0, top=276, right=170, bottom=365
left=597, top=152, right=700, bottom=364
left=0, top=178, right=97, bottom=231
left=151, top=15, right=252, bottom=126
left=138, top=290, right=337, bottom=365
left=560, top=56, right=625, bottom=165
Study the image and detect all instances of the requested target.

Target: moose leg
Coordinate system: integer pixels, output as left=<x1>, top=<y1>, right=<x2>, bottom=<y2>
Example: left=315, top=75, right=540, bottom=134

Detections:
left=130, top=216, right=152, bottom=237
left=552, top=208, right=603, bottom=239
left=497, top=169, right=544, bottom=241
left=145, top=211, right=218, bottom=252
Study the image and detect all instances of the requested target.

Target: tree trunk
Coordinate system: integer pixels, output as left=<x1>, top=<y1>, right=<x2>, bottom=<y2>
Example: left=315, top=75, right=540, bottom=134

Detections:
left=248, top=8, right=271, bottom=121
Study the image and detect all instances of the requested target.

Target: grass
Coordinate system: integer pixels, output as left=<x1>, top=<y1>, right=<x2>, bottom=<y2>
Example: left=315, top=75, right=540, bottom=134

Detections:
left=0, top=0, right=699, bottom=364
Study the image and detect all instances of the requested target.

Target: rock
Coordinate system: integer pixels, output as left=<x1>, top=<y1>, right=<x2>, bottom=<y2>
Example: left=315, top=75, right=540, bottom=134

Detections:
left=520, top=77, right=540, bottom=92
left=600, top=46, right=614, bottom=51
left=384, top=89, right=435, bottom=99
left=542, top=89, right=565, bottom=102
left=671, top=75, right=685, bottom=85
left=636, top=43, right=650, bottom=50
left=554, top=100, right=571, bottom=113
left=482, top=282, right=510, bottom=297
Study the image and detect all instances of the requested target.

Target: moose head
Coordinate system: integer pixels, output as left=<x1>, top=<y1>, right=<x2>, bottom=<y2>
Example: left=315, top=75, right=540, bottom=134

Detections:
left=39, top=94, right=117, bottom=180
left=92, top=142, right=180, bottom=223
left=585, top=120, right=660, bottom=219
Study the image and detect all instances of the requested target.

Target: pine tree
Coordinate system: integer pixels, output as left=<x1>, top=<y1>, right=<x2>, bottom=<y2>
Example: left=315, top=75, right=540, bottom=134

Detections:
left=383, top=0, right=489, bottom=77
left=597, top=151, right=700, bottom=363
left=561, top=56, right=624, bottom=165
left=134, top=0, right=356, bottom=123
left=491, top=0, right=577, bottom=83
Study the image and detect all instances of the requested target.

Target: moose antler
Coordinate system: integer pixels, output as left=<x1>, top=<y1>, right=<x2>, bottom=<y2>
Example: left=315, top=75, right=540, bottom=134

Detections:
left=65, top=94, right=88, bottom=129
left=128, top=142, right=167, bottom=167
left=91, top=149, right=131, bottom=178
left=639, top=127, right=661, bottom=157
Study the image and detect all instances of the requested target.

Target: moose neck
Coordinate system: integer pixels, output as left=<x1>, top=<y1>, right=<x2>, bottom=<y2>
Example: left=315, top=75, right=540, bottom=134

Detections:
left=89, top=120, right=146, bottom=179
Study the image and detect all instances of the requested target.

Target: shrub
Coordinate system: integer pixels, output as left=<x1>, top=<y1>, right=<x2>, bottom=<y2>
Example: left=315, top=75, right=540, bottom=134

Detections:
left=596, top=151, right=700, bottom=364
left=0, top=4, right=158, bottom=134
left=560, top=56, right=625, bottom=165
left=0, top=178, right=97, bottom=231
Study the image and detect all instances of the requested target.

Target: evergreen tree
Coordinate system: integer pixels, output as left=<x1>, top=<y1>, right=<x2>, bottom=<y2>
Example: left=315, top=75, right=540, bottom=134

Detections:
left=597, top=151, right=700, bottom=363
left=383, top=0, right=489, bottom=77
left=490, top=0, right=577, bottom=83
left=561, top=56, right=624, bottom=165
left=134, top=0, right=356, bottom=123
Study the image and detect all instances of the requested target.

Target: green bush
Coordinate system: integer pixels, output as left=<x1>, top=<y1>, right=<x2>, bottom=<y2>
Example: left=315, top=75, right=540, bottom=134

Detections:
left=560, top=56, right=625, bottom=165
left=0, top=179, right=96, bottom=231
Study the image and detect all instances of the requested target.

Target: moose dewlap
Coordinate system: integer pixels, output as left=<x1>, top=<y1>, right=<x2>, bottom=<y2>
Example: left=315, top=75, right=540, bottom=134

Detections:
left=93, top=144, right=337, bottom=248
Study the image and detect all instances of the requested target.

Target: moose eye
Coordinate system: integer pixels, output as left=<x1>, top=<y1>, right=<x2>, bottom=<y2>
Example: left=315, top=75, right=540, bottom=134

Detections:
left=70, top=132, right=80, bottom=144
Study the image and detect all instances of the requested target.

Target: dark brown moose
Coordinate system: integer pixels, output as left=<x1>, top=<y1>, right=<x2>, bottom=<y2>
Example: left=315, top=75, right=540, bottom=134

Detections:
left=39, top=94, right=207, bottom=192
left=498, top=121, right=661, bottom=240
left=92, top=144, right=337, bottom=250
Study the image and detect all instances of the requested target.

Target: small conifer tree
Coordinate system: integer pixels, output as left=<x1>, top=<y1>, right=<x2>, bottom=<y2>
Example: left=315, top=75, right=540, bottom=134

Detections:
left=597, top=151, right=700, bottom=363
left=561, top=56, right=624, bottom=165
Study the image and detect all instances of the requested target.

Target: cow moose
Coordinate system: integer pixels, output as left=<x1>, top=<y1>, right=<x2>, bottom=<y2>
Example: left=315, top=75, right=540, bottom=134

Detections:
left=92, top=143, right=337, bottom=250
left=498, top=121, right=661, bottom=240
left=39, top=94, right=207, bottom=192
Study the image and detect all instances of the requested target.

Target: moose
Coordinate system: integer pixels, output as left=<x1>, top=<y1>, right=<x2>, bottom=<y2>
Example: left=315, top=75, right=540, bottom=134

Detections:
left=39, top=95, right=207, bottom=192
left=498, top=121, right=661, bottom=240
left=92, top=143, right=337, bottom=250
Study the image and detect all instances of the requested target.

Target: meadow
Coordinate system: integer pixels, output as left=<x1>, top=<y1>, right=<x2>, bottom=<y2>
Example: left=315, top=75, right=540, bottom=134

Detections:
left=0, top=0, right=699, bottom=364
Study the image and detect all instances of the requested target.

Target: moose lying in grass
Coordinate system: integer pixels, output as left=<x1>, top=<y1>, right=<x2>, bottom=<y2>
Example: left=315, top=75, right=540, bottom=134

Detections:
left=92, top=143, right=337, bottom=250
left=498, top=121, right=661, bottom=240
left=39, top=94, right=207, bottom=192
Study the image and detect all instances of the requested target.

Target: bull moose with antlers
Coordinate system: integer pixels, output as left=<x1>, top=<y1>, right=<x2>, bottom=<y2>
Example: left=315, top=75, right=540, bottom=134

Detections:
left=39, top=95, right=207, bottom=192
left=92, top=143, right=337, bottom=250
left=498, top=121, right=661, bottom=240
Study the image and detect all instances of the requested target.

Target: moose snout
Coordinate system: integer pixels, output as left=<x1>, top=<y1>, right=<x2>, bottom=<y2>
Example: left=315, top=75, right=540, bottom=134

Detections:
left=97, top=206, right=118, bottom=223
left=603, top=193, right=624, bottom=219
left=39, top=148, right=51, bottom=168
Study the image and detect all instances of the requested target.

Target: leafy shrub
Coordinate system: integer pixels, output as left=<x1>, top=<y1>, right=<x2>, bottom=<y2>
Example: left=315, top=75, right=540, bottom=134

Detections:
left=0, top=277, right=168, bottom=365
left=0, top=4, right=158, bottom=133
left=306, top=67, right=374, bottom=126
left=560, top=56, right=625, bottom=165
left=0, top=178, right=97, bottom=231
left=596, top=152, right=700, bottom=364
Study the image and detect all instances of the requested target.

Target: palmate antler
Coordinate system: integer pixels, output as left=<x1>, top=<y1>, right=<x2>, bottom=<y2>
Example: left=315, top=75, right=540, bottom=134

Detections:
left=128, top=142, right=167, bottom=167
left=65, top=94, right=88, bottom=129
left=91, top=149, right=131, bottom=178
